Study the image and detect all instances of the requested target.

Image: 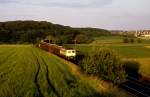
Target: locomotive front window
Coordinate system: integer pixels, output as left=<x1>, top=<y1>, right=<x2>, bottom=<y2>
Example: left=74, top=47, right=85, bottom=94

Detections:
left=72, top=51, right=75, bottom=53
left=68, top=51, right=71, bottom=53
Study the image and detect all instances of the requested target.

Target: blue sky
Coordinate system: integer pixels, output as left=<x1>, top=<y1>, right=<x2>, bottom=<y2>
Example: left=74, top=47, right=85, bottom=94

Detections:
left=0, top=0, right=150, bottom=30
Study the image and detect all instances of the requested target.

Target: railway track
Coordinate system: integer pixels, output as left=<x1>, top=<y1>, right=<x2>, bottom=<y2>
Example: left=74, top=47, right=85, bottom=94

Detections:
left=54, top=56, right=150, bottom=97
left=61, top=56, right=150, bottom=97
left=38, top=45, right=150, bottom=97
left=121, top=76, right=150, bottom=97
left=55, top=53, right=150, bottom=97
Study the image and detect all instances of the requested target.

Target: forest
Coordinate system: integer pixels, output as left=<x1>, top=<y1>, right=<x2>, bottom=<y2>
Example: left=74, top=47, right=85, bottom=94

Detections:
left=0, top=21, right=110, bottom=44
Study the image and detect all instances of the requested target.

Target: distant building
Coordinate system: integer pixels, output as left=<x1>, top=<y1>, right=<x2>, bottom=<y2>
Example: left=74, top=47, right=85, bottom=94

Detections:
left=111, top=30, right=150, bottom=38
left=134, top=30, right=150, bottom=38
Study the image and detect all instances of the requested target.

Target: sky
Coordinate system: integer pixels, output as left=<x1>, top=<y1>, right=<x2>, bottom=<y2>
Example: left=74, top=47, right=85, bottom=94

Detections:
left=0, top=0, right=150, bottom=30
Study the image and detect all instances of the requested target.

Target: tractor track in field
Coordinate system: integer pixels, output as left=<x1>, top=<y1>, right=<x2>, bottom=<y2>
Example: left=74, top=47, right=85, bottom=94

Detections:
left=55, top=62, right=77, bottom=87
left=41, top=57, right=61, bottom=97
left=31, top=51, right=44, bottom=97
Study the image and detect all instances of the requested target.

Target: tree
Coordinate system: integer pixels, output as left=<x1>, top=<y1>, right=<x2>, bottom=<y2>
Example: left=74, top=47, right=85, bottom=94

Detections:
left=123, top=38, right=129, bottom=43
left=75, top=34, right=93, bottom=44
left=80, top=48, right=127, bottom=84
left=137, top=38, right=142, bottom=43
left=0, top=21, right=110, bottom=44
left=130, top=38, right=134, bottom=43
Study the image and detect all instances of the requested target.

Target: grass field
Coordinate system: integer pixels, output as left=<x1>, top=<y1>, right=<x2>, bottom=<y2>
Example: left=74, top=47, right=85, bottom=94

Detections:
left=0, top=45, right=130, bottom=97
left=93, top=36, right=123, bottom=44
left=65, top=36, right=150, bottom=76
left=93, top=36, right=150, bottom=44
left=94, top=36, right=150, bottom=76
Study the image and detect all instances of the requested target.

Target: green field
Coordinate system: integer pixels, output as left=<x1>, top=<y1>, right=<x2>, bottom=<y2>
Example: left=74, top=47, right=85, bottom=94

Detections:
left=93, top=36, right=150, bottom=44
left=65, top=36, right=150, bottom=76
left=72, top=44, right=150, bottom=58
left=93, top=36, right=123, bottom=44
left=0, top=45, right=130, bottom=97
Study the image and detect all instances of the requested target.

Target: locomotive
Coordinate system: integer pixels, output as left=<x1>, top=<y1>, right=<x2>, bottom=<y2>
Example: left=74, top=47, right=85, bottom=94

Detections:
left=39, top=41, right=76, bottom=59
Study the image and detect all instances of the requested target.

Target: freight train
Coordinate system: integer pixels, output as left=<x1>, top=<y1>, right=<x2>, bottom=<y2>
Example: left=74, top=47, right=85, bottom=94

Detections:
left=39, top=41, right=76, bottom=59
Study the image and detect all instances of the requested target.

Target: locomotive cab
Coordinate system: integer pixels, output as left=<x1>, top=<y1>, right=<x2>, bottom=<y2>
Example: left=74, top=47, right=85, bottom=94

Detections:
left=66, top=49, right=76, bottom=58
left=60, top=48, right=76, bottom=59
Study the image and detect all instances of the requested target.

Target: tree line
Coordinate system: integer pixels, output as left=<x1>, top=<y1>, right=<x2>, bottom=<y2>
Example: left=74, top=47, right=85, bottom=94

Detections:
left=0, top=21, right=110, bottom=44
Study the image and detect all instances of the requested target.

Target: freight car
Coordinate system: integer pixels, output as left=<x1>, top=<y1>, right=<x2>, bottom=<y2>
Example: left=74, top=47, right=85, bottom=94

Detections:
left=39, top=42, right=76, bottom=59
left=140, top=75, right=150, bottom=82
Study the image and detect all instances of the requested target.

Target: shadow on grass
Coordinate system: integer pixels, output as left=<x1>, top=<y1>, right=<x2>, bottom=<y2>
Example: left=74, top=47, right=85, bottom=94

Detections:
left=124, top=60, right=141, bottom=79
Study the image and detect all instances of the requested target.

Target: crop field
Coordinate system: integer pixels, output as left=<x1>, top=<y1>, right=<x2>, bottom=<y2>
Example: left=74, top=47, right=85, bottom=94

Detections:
left=66, top=44, right=150, bottom=58
left=65, top=36, right=150, bottom=76
left=93, top=36, right=150, bottom=44
left=0, top=45, right=130, bottom=97
left=93, top=36, right=123, bottom=44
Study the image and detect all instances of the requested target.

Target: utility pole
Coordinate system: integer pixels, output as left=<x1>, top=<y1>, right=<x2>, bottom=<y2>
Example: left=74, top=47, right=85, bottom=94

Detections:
left=54, top=31, right=56, bottom=44
left=74, top=39, right=76, bottom=50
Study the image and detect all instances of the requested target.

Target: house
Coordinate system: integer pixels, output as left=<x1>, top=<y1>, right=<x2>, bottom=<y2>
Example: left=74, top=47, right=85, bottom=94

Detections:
left=134, top=30, right=150, bottom=38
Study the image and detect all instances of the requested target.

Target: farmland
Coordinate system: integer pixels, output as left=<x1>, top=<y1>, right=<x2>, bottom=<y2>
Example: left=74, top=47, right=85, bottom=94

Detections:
left=0, top=45, right=130, bottom=97
left=65, top=36, right=150, bottom=76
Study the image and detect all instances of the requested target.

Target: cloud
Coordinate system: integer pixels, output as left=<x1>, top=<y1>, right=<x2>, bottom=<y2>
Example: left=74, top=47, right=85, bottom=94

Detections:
left=12, top=0, right=113, bottom=8
left=0, top=0, right=113, bottom=8
left=41, top=0, right=113, bottom=8
left=0, top=0, right=149, bottom=30
left=0, top=0, right=19, bottom=4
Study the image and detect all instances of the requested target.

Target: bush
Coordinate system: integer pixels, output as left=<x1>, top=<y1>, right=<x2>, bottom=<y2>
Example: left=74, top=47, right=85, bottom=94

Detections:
left=123, top=38, right=129, bottom=43
left=137, top=38, right=142, bottom=43
left=130, top=38, right=134, bottom=43
left=123, top=60, right=140, bottom=77
left=80, top=48, right=127, bottom=84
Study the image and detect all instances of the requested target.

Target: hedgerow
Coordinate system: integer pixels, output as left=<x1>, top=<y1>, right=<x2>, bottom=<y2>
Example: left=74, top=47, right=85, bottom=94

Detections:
left=80, top=48, right=127, bottom=84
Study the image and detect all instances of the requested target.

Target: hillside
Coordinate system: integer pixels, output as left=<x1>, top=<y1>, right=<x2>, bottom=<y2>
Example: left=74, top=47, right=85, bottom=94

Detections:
left=0, top=21, right=110, bottom=44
